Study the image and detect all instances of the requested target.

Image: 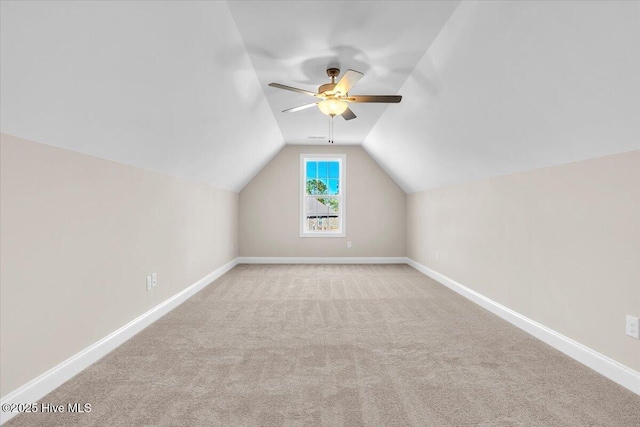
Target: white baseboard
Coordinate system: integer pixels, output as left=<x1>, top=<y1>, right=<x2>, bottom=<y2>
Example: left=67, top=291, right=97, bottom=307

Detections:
left=237, top=256, right=409, bottom=264
left=0, top=258, right=239, bottom=425
left=406, top=258, right=640, bottom=396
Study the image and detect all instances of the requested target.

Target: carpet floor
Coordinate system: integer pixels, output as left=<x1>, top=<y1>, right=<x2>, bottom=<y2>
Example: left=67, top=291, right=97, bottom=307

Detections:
left=7, top=264, right=640, bottom=426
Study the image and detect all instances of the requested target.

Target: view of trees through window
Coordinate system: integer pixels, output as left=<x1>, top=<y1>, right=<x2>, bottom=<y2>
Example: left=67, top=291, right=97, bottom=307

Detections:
left=306, top=179, right=339, bottom=211
left=303, top=159, right=343, bottom=233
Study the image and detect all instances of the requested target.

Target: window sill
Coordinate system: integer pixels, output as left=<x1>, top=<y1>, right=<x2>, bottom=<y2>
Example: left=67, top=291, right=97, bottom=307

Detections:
left=300, top=231, right=346, bottom=238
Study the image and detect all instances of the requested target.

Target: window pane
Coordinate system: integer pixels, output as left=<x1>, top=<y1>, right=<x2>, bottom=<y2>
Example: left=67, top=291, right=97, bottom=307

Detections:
left=317, top=161, right=328, bottom=179
left=328, top=216, right=340, bottom=230
left=318, top=216, right=328, bottom=230
left=327, top=179, right=339, bottom=195
left=305, top=197, right=340, bottom=232
left=328, top=161, right=339, bottom=178
left=306, top=197, right=329, bottom=217
left=306, top=178, right=329, bottom=195
left=314, top=215, right=340, bottom=231
left=306, top=161, right=317, bottom=180
left=324, top=197, right=340, bottom=214
left=306, top=217, right=318, bottom=231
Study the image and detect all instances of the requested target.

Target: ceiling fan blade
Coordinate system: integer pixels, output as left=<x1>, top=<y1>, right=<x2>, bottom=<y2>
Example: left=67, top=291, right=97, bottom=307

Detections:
left=269, top=83, right=318, bottom=97
left=282, top=102, right=318, bottom=113
left=341, top=107, right=357, bottom=121
left=333, top=69, right=364, bottom=95
left=345, top=95, right=402, bottom=103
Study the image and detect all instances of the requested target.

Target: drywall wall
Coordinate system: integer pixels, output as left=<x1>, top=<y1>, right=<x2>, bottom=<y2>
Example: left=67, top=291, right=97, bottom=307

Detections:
left=407, top=150, right=640, bottom=371
left=239, top=145, right=406, bottom=257
left=0, top=134, right=238, bottom=397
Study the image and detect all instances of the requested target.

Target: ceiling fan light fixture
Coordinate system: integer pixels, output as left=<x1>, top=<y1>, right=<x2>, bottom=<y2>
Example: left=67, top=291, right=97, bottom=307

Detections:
left=318, top=99, right=348, bottom=117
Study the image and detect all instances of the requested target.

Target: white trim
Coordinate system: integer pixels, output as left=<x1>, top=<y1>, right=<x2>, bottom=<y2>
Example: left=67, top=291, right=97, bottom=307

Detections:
left=238, top=257, right=409, bottom=264
left=300, top=153, right=346, bottom=238
left=406, top=258, right=640, bottom=396
left=0, top=258, right=239, bottom=425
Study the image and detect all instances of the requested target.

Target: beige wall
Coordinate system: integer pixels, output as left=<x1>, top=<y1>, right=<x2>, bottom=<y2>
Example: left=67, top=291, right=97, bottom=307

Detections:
left=407, top=150, right=640, bottom=371
left=0, top=134, right=238, bottom=396
left=239, top=145, right=406, bottom=257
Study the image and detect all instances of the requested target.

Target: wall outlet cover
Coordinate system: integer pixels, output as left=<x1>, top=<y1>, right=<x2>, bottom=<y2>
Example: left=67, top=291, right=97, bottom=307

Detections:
left=146, top=276, right=152, bottom=291
left=626, top=315, right=639, bottom=339
left=152, top=273, right=157, bottom=287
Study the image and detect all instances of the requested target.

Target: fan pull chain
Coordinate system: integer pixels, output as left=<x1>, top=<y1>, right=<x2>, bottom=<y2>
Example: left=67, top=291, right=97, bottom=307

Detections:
left=329, top=116, right=334, bottom=144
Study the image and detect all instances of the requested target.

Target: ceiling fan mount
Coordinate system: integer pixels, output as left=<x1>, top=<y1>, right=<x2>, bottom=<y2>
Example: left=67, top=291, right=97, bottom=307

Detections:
left=326, top=67, right=341, bottom=81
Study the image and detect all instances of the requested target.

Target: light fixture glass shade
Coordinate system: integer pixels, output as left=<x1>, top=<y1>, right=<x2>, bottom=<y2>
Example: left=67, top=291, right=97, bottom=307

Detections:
left=318, top=99, right=348, bottom=116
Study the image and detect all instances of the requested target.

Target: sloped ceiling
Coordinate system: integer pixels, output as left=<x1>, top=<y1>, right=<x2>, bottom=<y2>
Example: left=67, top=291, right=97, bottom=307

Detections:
left=2, top=1, right=638, bottom=194
left=0, top=0, right=283, bottom=192
left=363, top=0, right=640, bottom=193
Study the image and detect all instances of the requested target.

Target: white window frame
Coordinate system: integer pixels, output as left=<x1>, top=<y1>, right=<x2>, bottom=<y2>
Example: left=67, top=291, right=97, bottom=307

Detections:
left=300, top=153, right=346, bottom=238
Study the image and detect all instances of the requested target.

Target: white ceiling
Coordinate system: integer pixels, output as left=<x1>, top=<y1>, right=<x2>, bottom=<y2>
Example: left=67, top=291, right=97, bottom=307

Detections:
left=2, top=1, right=638, bottom=194
left=227, top=0, right=459, bottom=145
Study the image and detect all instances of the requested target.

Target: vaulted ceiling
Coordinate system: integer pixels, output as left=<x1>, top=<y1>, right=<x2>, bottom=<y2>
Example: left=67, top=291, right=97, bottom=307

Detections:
left=2, top=1, right=638, bottom=193
left=364, top=0, right=640, bottom=192
left=1, top=1, right=283, bottom=192
left=227, top=0, right=459, bottom=145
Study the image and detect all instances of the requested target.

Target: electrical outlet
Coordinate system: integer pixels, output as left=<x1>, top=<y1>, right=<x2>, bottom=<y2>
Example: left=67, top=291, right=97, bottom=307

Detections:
left=436, top=250, right=440, bottom=260
left=626, top=315, right=639, bottom=339
left=347, top=241, right=352, bottom=249
left=152, top=273, right=157, bottom=287
left=146, top=276, right=152, bottom=291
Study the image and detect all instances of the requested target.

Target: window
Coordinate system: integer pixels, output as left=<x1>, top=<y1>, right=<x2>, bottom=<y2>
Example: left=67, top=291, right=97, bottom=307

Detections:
left=300, top=154, right=345, bottom=237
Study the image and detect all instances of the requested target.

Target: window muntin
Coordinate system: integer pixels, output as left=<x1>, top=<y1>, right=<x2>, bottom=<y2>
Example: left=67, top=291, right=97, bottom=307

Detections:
left=300, top=154, right=345, bottom=237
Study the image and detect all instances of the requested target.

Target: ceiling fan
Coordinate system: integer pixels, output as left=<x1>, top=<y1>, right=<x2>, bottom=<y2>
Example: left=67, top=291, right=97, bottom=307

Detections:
left=269, top=68, right=402, bottom=122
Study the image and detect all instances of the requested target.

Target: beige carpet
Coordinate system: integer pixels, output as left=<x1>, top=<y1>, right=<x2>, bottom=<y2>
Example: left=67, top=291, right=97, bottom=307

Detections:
left=8, top=264, right=640, bottom=426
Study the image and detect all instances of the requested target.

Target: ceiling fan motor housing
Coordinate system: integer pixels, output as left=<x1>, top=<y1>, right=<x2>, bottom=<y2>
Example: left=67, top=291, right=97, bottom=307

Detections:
left=318, top=83, right=337, bottom=96
left=321, top=68, right=341, bottom=95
